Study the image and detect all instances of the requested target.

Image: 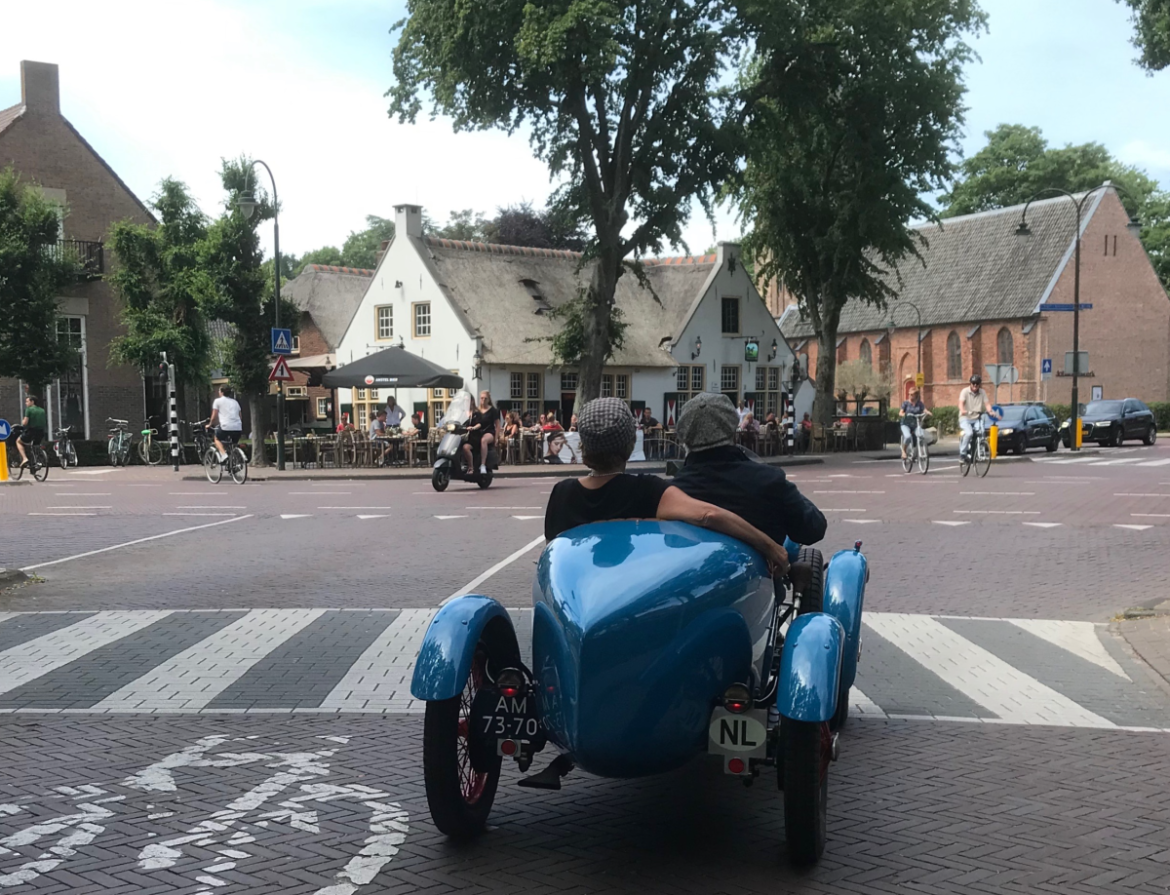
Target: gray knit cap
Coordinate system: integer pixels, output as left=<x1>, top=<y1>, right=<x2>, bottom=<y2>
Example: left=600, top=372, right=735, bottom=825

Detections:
left=677, top=392, right=737, bottom=451
left=578, top=397, right=636, bottom=460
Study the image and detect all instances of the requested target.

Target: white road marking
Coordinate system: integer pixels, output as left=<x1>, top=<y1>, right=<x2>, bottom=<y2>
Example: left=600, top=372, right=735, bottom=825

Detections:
left=932, top=521, right=970, bottom=526
left=51, top=492, right=110, bottom=496
left=0, top=612, right=171, bottom=696
left=812, top=490, right=885, bottom=495
left=865, top=614, right=1114, bottom=727
left=290, top=492, right=350, bottom=495
left=47, top=506, right=112, bottom=509
left=1115, top=524, right=1153, bottom=531
left=954, top=510, right=1040, bottom=515
left=1008, top=619, right=1130, bottom=680
left=29, top=512, right=97, bottom=516
left=1090, top=458, right=1148, bottom=466
left=1137, top=458, right=1170, bottom=467
left=1044, top=457, right=1103, bottom=465
left=21, top=515, right=254, bottom=572
left=1132, top=514, right=1170, bottom=518
left=281, top=514, right=312, bottom=519
left=843, top=519, right=880, bottom=524
left=1023, top=522, right=1063, bottom=528
left=849, top=687, right=886, bottom=718
left=443, top=535, right=546, bottom=605
left=512, top=515, right=542, bottom=520
left=95, top=610, right=328, bottom=712
left=162, top=513, right=238, bottom=517
left=434, top=515, right=469, bottom=520
left=1115, top=493, right=1170, bottom=497
left=316, top=506, right=394, bottom=510
left=465, top=506, right=543, bottom=509
left=176, top=506, right=246, bottom=509
left=357, top=515, right=390, bottom=520
left=319, top=610, right=436, bottom=712
left=65, top=469, right=114, bottom=475
left=821, top=508, right=868, bottom=512
left=959, top=491, right=1034, bottom=496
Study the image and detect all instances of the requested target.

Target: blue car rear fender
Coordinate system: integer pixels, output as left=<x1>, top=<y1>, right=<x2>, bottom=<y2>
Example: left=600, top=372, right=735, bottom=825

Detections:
left=823, top=549, right=867, bottom=691
left=410, top=595, right=520, bottom=701
left=777, top=613, right=844, bottom=723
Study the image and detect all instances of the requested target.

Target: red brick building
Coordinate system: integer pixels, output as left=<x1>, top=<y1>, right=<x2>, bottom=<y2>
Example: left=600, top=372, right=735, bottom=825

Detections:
left=773, top=191, right=1170, bottom=408
left=0, top=60, right=154, bottom=437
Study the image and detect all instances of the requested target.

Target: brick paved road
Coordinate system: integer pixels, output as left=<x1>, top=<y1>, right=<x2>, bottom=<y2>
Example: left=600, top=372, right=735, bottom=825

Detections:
left=3, top=443, right=1170, bottom=891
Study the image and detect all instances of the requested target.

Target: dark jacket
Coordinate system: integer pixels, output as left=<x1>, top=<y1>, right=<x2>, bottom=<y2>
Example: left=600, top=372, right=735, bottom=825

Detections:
left=671, top=446, right=826, bottom=547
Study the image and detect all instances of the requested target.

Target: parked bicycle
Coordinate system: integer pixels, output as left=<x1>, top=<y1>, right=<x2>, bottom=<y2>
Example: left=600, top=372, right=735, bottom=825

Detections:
left=204, top=438, right=248, bottom=485
left=107, top=418, right=132, bottom=467
left=8, top=438, right=49, bottom=482
left=184, top=419, right=213, bottom=465
left=901, top=411, right=931, bottom=475
left=959, top=417, right=992, bottom=478
left=52, top=426, right=78, bottom=469
left=138, top=419, right=164, bottom=466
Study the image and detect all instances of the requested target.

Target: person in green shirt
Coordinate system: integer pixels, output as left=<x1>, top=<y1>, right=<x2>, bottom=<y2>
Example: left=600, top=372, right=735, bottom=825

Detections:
left=17, top=395, right=47, bottom=467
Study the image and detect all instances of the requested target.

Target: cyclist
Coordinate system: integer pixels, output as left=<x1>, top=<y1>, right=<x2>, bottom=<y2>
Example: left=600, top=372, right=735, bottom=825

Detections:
left=14, top=395, right=47, bottom=468
left=958, top=374, right=1000, bottom=459
left=899, top=387, right=929, bottom=461
left=208, top=385, right=243, bottom=464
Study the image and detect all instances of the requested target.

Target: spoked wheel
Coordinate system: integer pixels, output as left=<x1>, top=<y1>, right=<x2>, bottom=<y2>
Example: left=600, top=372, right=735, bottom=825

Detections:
left=9, top=447, right=24, bottom=481
left=901, top=448, right=913, bottom=473
left=423, top=649, right=502, bottom=839
left=781, top=718, right=832, bottom=866
left=141, top=439, right=164, bottom=466
left=32, top=448, right=49, bottom=482
left=108, top=440, right=118, bottom=467
left=229, top=448, right=248, bottom=484
left=959, top=445, right=972, bottom=477
left=204, top=447, right=223, bottom=484
left=976, top=440, right=992, bottom=478
left=917, top=440, right=929, bottom=475
left=432, top=467, right=450, bottom=492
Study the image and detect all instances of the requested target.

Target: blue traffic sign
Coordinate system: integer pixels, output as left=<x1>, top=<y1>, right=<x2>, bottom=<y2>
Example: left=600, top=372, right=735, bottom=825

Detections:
left=0, top=419, right=9, bottom=440
left=271, top=328, right=293, bottom=355
left=1041, top=358, right=1052, bottom=375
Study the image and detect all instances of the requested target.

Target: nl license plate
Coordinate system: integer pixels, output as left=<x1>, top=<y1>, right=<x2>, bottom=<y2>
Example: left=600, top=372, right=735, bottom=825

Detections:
left=708, top=707, right=768, bottom=759
left=479, top=693, right=541, bottom=740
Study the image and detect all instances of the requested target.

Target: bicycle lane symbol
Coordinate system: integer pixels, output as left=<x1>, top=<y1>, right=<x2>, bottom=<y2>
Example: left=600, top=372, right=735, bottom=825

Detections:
left=0, top=734, right=408, bottom=893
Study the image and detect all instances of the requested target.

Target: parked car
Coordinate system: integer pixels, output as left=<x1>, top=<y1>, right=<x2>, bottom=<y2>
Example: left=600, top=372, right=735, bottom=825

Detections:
left=994, top=403, right=1061, bottom=454
left=1060, top=398, right=1157, bottom=447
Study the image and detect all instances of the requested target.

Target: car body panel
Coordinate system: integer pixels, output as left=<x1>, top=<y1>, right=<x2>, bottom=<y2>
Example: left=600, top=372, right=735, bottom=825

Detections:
left=997, top=403, right=1059, bottom=452
left=823, top=549, right=868, bottom=691
left=776, top=613, right=844, bottom=722
left=410, top=595, right=518, bottom=701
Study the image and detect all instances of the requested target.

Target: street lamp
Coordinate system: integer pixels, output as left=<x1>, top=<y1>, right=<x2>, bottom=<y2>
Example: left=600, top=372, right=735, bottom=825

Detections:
left=887, top=301, right=923, bottom=398
left=1014, top=182, right=1142, bottom=451
left=238, top=160, right=286, bottom=471
left=691, top=336, right=702, bottom=360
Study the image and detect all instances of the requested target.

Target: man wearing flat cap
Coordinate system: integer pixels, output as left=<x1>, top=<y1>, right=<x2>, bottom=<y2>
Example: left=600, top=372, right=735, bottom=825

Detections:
left=672, top=393, right=826, bottom=548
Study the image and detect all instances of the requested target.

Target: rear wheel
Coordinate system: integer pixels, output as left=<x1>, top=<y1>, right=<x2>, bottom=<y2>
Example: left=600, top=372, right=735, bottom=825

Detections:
left=959, top=444, right=972, bottom=477
left=229, top=448, right=248, bottom=484
left=204, top=447, right=223, bottom=484
left=423, top=649, right=501, bottom=839
left=781, top=718, right=831, bottom=865
left=432, top=467, right=450, bottom=492
left=1144, top=426, right=1157, bottom=446
left=976, top=439, right=992, bottom=477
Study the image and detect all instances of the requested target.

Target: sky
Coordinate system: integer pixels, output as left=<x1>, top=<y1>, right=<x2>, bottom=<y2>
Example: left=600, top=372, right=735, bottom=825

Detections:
left=2, top=0, right=1168, bottom=261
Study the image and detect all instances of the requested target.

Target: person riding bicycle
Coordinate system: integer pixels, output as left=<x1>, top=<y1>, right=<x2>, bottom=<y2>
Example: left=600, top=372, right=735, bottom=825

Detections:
left=958, top=374, right=1000, bottom=458
left=898, top=387, right=930, bottom=461
left=208, top=385, right=243, bottom=464
left=14, top=395, right=47, bottom=468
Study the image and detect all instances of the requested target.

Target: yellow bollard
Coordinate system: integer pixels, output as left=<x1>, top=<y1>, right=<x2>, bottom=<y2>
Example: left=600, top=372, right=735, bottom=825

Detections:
left=988, top=425, right=998, bottom=459
left=0, top=442, right=7, bottom=482
left=1075, top=417, right=1083, bottom=449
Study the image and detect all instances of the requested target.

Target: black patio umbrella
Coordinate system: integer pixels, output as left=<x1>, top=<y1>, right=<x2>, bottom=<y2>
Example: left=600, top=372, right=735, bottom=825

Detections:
left=322, top=346, right=464, bottom=390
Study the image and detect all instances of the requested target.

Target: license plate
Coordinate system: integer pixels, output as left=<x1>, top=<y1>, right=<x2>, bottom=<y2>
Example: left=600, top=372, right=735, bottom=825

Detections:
left=478, top=692, right=541, bottom=741
left=708, top=707, right=768, bottom=759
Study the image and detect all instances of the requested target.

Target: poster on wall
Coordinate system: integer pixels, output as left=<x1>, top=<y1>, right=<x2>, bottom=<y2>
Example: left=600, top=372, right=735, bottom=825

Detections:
left=1091, top=385, right=1103, bottom=401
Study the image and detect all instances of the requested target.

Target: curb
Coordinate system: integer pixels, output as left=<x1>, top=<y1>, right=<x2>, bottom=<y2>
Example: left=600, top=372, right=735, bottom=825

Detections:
left=0, top=480, right=32, bottom=487
left=181, top=455, right=825, bottom=482
left=0, top=568, right=28, bottom=586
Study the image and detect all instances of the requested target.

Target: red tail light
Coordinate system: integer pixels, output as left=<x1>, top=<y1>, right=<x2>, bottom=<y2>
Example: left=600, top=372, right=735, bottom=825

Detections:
left=500, top=739, right=518, bottom=756
left=496, top=668, right=525, bottom=699
left=722, top=683, right=752, bottom=713
left=728, top=758, right=746, bottom=775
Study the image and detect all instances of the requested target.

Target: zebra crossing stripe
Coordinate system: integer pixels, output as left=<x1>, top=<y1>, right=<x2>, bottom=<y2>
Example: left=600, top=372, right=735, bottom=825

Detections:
left=94, top=610, right=329, bottom=712
left=849, top=687, right=886, bottom=718
left=1007, top=619, right=1130, bottom=680
left=0, top=612, right=171, bottom=697
left=1138, top=458, right=1170, bottom=467
left=318, top=610, right=435, bottom=713
left=864, top=614, right=1115, bottom=728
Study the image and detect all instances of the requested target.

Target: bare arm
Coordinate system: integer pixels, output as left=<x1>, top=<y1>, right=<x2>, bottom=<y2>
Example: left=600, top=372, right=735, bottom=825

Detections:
left=657, top=486, right=790, bottom=575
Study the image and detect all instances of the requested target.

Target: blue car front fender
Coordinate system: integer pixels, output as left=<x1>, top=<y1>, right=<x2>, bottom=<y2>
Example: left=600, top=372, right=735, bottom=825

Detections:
left=823, top=549, right=868, bottom=691
left=777, top=613, right=844, bottom=723
left=410, top=595, right=519, bottom=701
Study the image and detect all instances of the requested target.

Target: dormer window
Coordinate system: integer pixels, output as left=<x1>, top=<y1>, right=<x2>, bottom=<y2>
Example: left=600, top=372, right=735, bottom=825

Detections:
left=521, top=278, right=552, bottom=313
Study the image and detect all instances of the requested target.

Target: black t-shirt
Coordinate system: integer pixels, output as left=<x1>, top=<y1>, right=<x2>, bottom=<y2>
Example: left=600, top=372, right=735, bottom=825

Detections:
left=470, top=407, right=500, bottom=444
left=544, top=474, right=670, bottom=541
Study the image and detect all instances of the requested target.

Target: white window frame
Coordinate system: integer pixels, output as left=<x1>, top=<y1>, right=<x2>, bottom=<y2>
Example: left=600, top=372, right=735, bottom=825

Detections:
left=316, top=397, right=328, bottom=419
left=720, top=364, right=740, bottom=394
left=376, top=305, right=394, bottom=341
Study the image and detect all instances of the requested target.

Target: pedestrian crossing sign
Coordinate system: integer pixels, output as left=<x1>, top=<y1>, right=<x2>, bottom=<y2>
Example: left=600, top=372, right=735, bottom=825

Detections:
left=271, top=327, right=293, bottom=355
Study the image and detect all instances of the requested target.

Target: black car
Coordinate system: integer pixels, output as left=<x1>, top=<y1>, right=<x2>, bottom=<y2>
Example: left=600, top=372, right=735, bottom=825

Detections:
left=995, top=403, right=1061, bottom=454
left=1060, top=398, right=1158, bottom=447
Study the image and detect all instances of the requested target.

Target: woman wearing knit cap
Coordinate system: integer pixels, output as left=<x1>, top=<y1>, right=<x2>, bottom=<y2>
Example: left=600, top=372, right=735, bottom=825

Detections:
left=543, top=397, right=791, bottom=575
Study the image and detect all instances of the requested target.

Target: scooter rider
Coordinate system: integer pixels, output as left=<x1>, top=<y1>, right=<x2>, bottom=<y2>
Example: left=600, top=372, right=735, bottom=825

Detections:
left=462, top=390, right=499, bottom=477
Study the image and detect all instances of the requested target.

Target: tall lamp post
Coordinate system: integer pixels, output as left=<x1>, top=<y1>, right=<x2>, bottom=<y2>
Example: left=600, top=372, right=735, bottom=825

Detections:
left=1014, top=183, right=1141, bottom=451
left=888, top=301, right=923, bottom=397
left=238, top=160, right=286, bottom=471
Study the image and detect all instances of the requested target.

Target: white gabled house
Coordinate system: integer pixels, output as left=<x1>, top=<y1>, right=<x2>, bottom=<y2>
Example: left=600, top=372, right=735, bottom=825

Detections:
left=334, top=204, right=803, bottom=431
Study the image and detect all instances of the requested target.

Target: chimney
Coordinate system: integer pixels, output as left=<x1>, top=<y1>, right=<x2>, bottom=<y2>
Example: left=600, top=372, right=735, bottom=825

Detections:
left=21, top=61, right=60, bottom=115
left=395, top=203, right=423, bottom=239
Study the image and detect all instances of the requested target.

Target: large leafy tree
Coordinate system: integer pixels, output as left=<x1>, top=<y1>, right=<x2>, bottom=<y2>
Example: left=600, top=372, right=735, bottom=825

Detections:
left=736, top=0, right=985, bottom=427
left=1119, top=0, right=1170, bottom=70
left=389, top=0, right=744, bottom=404
left=485, top=202, right=587, bottom=250
left=199, top=157, right=298, bottom=466
left=291, top=215, right=396, bottom=275
left=0, top=167, right=78, bottom=392
left=940, top=124, right=1159, bottom=218
left=108, top=178, right=211, bottom=387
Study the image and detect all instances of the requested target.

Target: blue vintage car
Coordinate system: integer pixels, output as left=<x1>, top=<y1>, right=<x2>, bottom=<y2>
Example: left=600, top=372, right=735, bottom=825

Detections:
left=411, top=520, right=868, bottom=865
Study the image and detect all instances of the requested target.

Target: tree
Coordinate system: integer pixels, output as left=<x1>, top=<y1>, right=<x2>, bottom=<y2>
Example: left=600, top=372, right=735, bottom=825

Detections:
left=428, top=209, right=489, bottom=242
left=291, top=246, right=344, bottom=275
left=108, top=178, right=212, bottom=389
left=0, top=167, right=78, bottom=393
left=1119, top=0, right=1170, bottom=70
left=1140, top=190, right=1170, bottom=292
left=735, top=0, right=985, bottom=427
left=940, top=124, right=1158, bottom=218
left=390, top=0, right=744, bottom=405
left=484, top=201, right=587, bottom=250
left=340, top=215, right=395, bottom=269
left=198, top=157, right=298, bottom=466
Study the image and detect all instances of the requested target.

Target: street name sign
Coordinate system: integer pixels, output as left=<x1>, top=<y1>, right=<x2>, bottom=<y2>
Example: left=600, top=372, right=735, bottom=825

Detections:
left=271, top=327, right=294, bottom=355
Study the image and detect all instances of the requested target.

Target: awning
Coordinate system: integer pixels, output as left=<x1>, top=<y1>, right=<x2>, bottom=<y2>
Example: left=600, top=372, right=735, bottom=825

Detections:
left=285, top=353, right=335, bottom=370
left=322, top=346, right=464, bottom=390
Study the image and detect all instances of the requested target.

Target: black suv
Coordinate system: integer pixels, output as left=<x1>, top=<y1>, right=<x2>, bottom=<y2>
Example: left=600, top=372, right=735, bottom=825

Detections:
left=995, top=403, right=1061, bottom=454
left=1060, top=398, right=1158, bottom=447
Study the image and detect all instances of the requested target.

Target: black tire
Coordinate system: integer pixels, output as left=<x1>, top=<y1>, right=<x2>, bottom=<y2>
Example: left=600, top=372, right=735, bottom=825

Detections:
left=901, top=449, right=912, bottom=473
left=204, top=447, right=223, bottom=484
left=229, top=448, right=248, bottom=485
left=477, top=469, right=493, bottom=489
left=959, top=448, right=971, bottom=477
left=1113, top=427, right=1124, bottom=448
left=1014, top=433, right=1028, bottom=455
left=781, top=718, right=830, bottom=866
left=1144, top=425, right=1157, bottom=446
left=795, top=547, right=824, bottom=614
left=9, top=447, right=23, bottom=480
left=976, top=439, right=992, bottom=478
left=142, top=438, right=164, bottom=466
left=432, top=467, right=450, bottom=492
left=831, top=688, right=850, bottom=732
left=108, top=440, right=118, bottom=467
left=1046, top=437, right=1059, bottom=453
left=32, top=448, right=49, bottom=482
left=917, top=441, right=930, bottom=475
left=423, top=649, right=502, bottom=839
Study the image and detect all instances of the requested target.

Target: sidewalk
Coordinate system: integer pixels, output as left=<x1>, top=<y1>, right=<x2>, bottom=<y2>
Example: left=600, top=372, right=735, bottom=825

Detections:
left=183, top=453, right=826, bottom=482
left=1119, top=602, right=1170, bottom=689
